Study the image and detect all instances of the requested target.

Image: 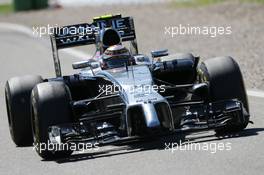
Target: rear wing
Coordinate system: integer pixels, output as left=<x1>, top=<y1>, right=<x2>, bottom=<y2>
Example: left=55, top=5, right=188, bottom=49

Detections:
left=50, top=14, right=138, bottom=77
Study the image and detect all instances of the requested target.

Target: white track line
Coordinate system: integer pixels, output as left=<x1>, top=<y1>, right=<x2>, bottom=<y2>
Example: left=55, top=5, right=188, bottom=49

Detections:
left=0, top=22, right=264, bottom=98
left=61, top=48, right=92, bottom=59
left=0, top=22, right=34, bottom=36
left=0, top=22, right=91, bottom=60
left=246, top=90, right=264, bottom=98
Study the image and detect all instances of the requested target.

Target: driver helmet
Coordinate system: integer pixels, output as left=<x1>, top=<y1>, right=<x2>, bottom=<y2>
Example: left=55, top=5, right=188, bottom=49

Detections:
left=101, top=45, right=135, bottom=69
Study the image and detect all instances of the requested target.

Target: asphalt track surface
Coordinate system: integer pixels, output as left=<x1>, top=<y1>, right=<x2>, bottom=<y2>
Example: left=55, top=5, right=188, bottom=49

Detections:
left=0, top=27, right=264, bottom=175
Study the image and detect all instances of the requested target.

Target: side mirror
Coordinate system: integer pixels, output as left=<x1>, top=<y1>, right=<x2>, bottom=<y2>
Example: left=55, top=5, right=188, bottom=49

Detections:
left=89, top=62, right=100, bottom=69
left=72, top=61, right=90, bottom=69
left=134, top=54, right=151, bottom=65
left=72, top=61, right=100, bottom=69
left=151, top=49, right=168, bottom=58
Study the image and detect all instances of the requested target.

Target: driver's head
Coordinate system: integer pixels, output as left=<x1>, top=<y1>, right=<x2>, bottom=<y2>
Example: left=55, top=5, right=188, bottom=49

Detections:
left=101, top=45, right=135, bottom=69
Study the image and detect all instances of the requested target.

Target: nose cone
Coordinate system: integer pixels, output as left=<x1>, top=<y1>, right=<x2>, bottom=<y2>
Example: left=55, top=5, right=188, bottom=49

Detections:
left=142, top=103, right=160, bottom=128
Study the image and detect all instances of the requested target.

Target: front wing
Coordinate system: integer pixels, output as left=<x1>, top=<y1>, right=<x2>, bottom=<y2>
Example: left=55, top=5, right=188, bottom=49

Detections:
left=47, top=98, right=247, bottom=148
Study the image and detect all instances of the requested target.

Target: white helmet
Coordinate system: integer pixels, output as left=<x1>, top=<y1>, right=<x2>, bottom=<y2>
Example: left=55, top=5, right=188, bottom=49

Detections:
left=101, top=45, right=135, bottom=69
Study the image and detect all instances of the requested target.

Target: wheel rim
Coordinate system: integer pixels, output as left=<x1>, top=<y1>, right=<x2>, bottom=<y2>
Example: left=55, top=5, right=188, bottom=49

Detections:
left=31, top=95, right=39, bottom=145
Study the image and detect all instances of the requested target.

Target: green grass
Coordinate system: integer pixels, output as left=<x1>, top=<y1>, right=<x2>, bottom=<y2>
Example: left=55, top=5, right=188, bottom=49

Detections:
left=0, top=3, right=13, bottom=14
left=171, top=0, right=225, bottom=7
left=171, top=0, right=264, bottom=7
left=241, top=0, right=264, bottom=3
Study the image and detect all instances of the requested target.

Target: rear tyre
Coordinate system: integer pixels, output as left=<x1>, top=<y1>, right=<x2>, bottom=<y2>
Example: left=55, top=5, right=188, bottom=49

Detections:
left=5, top=75, right=43, bottom=146
left=31, top=82, right=73, bottom=160
left=199, top=56, right=249, bottom=133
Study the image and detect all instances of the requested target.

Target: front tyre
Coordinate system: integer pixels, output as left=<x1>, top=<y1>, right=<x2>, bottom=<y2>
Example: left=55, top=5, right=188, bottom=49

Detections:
left=5, top=75, right=43, bottom=146
left=199, top=56, right=249, bottom=133
left=31, top=82, right=73, bottom=159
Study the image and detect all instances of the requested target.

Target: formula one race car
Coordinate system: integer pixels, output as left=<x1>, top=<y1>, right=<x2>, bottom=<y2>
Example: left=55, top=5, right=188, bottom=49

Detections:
left=5, top=14, right=250, bottom=159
